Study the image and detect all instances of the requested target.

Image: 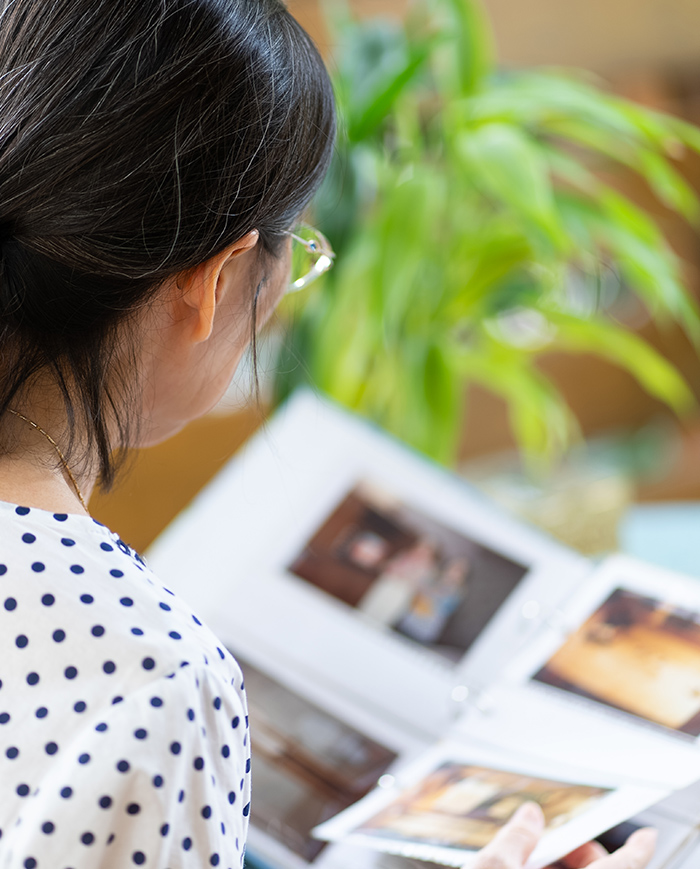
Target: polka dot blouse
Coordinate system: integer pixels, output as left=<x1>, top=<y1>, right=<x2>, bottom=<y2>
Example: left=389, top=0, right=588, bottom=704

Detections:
left=0, top=501, right=251, bottom=869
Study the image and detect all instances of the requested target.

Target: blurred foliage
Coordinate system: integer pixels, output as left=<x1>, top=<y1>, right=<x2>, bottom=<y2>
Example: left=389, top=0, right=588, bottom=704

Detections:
left=274, top=0, right=700, bottom=467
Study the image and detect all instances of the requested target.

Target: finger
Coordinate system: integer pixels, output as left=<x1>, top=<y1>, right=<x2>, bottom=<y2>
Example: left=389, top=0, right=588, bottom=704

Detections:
left=592, top=828, right=658, bottom=869
left=473, top=802, right=545, bottom=869
left=561, top=841, right=609, bottom=868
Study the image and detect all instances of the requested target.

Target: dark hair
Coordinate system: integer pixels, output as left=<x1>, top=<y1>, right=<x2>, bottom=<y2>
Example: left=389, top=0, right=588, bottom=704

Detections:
left=0, top=0, right=335, bottom=487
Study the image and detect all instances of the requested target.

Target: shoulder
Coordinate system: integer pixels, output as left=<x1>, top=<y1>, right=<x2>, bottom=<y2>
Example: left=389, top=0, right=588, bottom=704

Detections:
left=0, top=500, right=242, bottom=688
left=5, top=665, right=251, bottom=869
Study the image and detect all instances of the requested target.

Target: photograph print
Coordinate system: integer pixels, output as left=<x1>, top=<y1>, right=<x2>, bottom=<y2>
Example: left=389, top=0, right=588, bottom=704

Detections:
left=288, top=480, right=528, bottom=663
left=534, top=587, right=700, bottom=736
left=354, top=763, right=609, bottom=852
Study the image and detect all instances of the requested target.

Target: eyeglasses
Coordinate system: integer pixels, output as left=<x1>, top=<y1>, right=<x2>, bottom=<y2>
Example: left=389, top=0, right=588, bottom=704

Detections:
left=286, top=224, right=335, bottom=294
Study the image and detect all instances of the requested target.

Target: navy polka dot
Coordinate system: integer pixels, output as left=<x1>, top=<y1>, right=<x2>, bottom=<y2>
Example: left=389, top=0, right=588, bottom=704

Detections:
left=53, top=513, right=68, bottom=522
left=0, top=507, right=252, bottom=864
left=24, top=858, right=37, bottom=869
left=243, top=803, right=250, bottom=817
left=15, top=506, right=30, bottom=515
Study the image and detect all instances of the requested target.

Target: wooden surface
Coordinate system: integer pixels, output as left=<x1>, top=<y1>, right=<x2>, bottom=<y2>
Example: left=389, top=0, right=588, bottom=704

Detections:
left=90, top=409, right=263, bottom=554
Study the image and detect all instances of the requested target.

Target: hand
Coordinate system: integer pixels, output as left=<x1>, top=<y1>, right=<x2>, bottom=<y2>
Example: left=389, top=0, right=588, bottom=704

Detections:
left=471, top=803, right=658, bottom=869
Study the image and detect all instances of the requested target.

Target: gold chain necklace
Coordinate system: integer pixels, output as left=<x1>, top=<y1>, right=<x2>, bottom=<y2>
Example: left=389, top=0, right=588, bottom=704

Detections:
left=7, top=409, right=89, bottom=514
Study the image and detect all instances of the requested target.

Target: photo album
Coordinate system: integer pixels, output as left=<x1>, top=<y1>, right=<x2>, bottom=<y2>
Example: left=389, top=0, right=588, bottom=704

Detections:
left=147, top=390, right=700, bottom=869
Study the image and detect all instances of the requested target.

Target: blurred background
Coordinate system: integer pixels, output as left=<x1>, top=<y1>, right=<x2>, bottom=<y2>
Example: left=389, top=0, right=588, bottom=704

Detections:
left=92, top=0, right=700, bottom=569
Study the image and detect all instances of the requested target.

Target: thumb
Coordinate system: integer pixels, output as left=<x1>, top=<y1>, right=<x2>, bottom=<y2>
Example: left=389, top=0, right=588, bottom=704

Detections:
left=473, top=802, right=545, bottom=869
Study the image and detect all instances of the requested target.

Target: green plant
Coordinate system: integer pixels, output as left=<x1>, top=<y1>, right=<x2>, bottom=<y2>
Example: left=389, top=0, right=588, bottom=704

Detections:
left=275, top=0, right=700, bottom=466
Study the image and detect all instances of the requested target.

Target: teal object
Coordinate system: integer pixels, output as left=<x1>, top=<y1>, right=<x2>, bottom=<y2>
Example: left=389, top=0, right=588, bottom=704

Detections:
left=620, top=502, right=700, bottom=579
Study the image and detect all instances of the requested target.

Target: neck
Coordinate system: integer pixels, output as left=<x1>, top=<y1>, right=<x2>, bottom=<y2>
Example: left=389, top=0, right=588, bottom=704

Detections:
left=0, top=408, right=95, bottom=516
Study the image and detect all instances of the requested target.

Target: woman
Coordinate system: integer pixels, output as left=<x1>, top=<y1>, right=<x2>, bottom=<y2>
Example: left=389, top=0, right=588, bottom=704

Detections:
left=0, top=1, right=656, bottom=868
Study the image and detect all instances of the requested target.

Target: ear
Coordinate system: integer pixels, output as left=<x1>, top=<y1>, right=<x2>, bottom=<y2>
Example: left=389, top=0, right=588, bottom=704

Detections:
left=177, top=230, right=260, bottom=343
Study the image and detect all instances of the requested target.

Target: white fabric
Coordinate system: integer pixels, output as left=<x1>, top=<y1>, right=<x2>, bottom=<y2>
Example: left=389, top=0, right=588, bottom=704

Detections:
left=0, top=501, right=251, bottom=869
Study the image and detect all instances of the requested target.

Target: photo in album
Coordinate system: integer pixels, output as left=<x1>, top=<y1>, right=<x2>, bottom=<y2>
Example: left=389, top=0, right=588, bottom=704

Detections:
left=233, top=653, right=397, bottom=862
left=534, top=587, right=700, bottom=736
left=288, top=480, right=528, bottom=662
left=351, top=763, right=609, bottom=852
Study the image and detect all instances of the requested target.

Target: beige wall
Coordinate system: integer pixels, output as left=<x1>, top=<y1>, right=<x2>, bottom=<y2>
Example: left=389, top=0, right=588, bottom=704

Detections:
left=289, top=0, right=700, bottom=78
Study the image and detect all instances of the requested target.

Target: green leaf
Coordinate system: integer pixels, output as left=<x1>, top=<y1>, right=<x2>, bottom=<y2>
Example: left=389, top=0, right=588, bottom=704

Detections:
left=348, top=35, right=437, bottom=142
left=547, top=312, right=696, bottom=414
left=636, top=150, right=700, bottom=224
left=456, top=123, right=569, bottom=251
left=442, top=0, right=494, bottom=95
left=447, top=339, right=575, bottom=456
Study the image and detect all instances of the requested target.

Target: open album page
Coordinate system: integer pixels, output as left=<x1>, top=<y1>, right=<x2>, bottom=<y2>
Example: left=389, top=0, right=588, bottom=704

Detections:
left=313, top=741, right=665, bottom=869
